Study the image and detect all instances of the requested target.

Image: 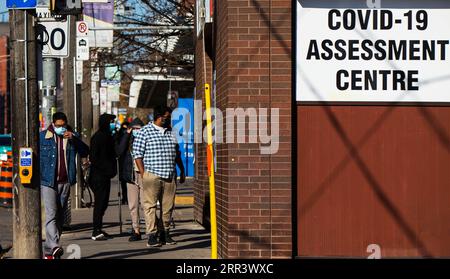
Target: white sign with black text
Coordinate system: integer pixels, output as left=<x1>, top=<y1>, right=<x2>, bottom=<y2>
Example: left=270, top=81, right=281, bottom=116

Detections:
left=76, top=21, right=89, bottom=37
left=92, top=91, right=99, bottom=106
left=100, top=87, right=107, bottom=114
left=91, top=81, right=97, bottom=97
left=76, top=37, right=90, bottom=61
left=297, top=4, right=450, bottom=102
left=76, top=60, right=83, bottom=84
left=37, top=18, right=70, bottom=58
left=91, top=63, right=100, bottom=82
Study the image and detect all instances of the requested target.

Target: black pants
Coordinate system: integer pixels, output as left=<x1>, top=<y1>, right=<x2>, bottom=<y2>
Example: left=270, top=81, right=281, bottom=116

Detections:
left=91, top=178, right=111, bottom=233
left=120, top=181, right=128, bottom=203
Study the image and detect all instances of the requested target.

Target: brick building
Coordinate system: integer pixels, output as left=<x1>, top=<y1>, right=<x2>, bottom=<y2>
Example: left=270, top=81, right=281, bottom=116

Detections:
left=194, top=0, right=293, bottom=258
left=195, top=0, right=450, bottom=260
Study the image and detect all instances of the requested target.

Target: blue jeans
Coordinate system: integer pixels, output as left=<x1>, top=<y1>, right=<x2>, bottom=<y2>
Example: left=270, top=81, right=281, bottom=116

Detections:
left=41, top=183, right=71, bottom=254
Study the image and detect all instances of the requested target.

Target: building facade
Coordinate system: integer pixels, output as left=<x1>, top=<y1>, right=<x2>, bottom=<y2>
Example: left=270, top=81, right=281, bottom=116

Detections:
left=194, top=0, right=293, bottom=258
left=195, top=0, right=450, bottom=259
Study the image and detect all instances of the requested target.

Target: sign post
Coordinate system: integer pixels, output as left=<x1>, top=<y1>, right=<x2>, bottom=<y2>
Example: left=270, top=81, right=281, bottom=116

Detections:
left=76, top=37, right=89, bottom=61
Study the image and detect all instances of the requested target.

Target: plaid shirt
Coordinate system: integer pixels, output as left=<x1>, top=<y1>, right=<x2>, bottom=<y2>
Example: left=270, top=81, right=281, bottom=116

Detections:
left=132, top=124, right=177, bottom=179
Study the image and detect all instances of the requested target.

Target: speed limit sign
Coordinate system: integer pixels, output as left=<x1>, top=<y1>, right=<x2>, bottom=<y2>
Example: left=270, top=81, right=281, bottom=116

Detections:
left=37, top=18, right=70, bottom=58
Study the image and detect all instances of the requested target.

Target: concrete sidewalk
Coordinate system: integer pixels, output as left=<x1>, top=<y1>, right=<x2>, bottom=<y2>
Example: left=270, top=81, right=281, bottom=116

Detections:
left=3, top=178, right=211, bottom=259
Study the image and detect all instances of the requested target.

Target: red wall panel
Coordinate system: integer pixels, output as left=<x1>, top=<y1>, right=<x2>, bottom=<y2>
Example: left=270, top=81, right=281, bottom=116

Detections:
left=297, top=105, right=450, bottom=258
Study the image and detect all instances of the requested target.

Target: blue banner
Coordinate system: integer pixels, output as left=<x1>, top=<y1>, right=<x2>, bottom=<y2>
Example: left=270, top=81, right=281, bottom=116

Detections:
left=6, top=0, right=37, bottom=9
left=172, top=98, right=195, bottom=177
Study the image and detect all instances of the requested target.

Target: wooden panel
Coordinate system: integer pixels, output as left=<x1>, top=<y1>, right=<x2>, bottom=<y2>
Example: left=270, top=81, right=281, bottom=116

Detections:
left=297, top=105, right=450, bottom=258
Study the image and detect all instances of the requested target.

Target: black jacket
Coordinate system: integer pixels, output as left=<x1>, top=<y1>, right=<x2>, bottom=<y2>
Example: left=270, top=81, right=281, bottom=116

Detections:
left=115, top=132, right=135, bottom=183
left=89, top=114, right=117, bottom=181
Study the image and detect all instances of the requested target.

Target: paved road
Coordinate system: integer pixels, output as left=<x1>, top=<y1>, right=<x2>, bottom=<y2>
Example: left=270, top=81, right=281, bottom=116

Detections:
left=1, top=178, right=210, bottom=259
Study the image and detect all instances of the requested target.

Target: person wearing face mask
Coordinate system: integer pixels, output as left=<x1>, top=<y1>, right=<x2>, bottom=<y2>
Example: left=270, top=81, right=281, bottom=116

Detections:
left=117, top=121, right=130, bottom=205
left=132, top=105, right=185, bottom=247
left=115, top=117, right=145, bottom=241
left=89, top=113, right=118, bottom=241
left=40, top=112, right=89, bottom=259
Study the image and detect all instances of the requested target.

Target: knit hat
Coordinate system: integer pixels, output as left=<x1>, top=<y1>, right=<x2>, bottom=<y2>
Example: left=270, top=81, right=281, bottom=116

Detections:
left=129, top=117, right=144, bottom=128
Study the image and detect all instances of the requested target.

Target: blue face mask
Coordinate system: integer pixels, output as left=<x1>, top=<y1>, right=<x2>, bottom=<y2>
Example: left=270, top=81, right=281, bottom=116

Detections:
left=110, top=123, right=116, bottom=134
left=132, top=130, right=140, bottom=137
left=54, top=126, right=67, bottom=136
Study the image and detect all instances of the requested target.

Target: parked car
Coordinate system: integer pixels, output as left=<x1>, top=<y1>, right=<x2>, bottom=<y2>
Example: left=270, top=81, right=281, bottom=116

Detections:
left=0, top=134, right=12, bottom=162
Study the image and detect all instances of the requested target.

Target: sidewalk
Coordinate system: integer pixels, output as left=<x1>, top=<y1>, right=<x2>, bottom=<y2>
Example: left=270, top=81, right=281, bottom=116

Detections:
left=4, top=178, right=211, bottom=259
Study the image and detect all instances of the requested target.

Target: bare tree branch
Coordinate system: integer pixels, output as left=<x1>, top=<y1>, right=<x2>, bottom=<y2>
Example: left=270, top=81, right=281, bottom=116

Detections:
left=100, top=0, right=194, bottom=78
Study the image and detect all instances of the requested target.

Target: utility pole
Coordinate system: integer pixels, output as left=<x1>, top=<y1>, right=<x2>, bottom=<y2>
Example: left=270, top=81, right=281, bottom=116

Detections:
left=81, top=58, right=93, bottom=145
left=91, top=50, right=100, bottom=132
left=63, top=15, right=76, bottom=131
left=9, top=9, right=42, bottom=259
left=62, top=14, right=77, bottom=216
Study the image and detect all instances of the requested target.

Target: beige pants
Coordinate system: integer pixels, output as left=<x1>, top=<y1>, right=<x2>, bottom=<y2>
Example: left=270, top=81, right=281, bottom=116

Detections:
left=127, top=173, right=143, bottom=231
left=141, top=171, right=176, bottom=235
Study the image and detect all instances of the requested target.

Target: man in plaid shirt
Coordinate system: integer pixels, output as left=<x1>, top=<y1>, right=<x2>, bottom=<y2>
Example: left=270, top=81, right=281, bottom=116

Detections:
left=132, top=105, right=181, bottom=247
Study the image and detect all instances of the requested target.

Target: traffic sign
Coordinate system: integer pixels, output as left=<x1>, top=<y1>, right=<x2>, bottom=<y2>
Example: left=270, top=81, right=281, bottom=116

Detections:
left=76, top=21, right=89, bottom=37
left=7, top=0, right=37, bottom=9
left=91, top=63, right=100, bottom=81
left=76, top=60, right=83, bottom=84
left=76, top=37, right=89, bottom=61
left=100, top=87, right=107, bottom=114
left=19, top=148, right=32, bottom=167
left=37, top=18, right=70, bottom=58
left=36, top=6, right=64, bottom=21
left=92, top=91, right=99, bottom=106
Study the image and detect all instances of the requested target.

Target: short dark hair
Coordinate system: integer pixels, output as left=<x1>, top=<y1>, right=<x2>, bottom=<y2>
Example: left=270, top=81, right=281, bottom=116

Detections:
left=52, top=112, right=67, bottom=123
left=153, top=105, right=172, bottom=120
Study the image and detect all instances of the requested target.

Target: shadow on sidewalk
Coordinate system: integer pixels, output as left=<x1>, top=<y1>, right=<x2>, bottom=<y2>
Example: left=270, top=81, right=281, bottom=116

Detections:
left=62, top=222, right=119, bottom=234
left=82, top=240, right=211, bottom=259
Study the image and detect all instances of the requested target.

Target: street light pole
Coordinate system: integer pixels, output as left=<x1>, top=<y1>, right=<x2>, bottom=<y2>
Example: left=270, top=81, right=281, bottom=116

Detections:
left=9, top=9, right=42, bottom=259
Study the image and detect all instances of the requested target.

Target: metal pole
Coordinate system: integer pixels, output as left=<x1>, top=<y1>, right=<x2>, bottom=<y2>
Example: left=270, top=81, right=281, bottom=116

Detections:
left=117, top=159, right=122, bottom=235
left=24, top=11, right=29, bottom=147
left=72, top=57, right=79, bottom=209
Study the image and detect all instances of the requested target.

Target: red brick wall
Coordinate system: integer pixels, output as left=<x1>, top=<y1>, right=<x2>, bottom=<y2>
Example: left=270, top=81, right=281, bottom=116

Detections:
left=194, top=0, right=293, bottom=259
left=194, top=4, right=214, bottom=228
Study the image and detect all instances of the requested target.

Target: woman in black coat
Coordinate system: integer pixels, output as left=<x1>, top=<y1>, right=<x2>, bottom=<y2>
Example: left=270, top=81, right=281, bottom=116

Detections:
left=89, top=113, right=117, bottom=240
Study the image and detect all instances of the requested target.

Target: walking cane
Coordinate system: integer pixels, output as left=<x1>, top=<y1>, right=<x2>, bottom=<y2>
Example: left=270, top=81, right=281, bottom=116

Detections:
left=117, top=158, right=123, bottom=235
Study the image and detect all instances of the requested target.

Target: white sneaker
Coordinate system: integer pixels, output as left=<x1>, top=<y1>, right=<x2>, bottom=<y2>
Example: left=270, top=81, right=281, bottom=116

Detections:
left=91, top=232, right=106, bottom=241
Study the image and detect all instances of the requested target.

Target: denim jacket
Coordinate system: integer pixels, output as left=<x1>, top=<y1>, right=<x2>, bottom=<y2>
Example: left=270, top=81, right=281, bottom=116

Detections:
left=40, top=129, right=89, bottom=188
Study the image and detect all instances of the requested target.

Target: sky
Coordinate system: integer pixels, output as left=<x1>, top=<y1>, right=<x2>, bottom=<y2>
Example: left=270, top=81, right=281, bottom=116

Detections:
left=0, top=1, right=8, bottom=22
